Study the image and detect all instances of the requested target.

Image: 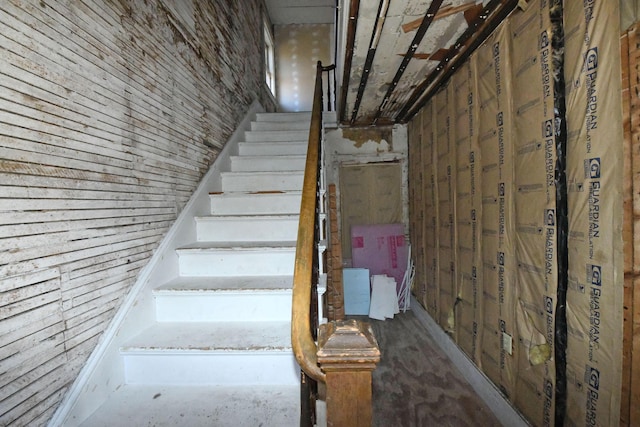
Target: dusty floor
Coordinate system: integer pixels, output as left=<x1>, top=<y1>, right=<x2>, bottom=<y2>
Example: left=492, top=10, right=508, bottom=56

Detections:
left=356, top=311, right=503, bottom=427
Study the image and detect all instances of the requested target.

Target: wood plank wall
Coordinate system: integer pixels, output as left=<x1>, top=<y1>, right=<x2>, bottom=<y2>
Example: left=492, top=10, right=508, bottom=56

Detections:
left=621, top=22, right=640, bottom=427
left=0, top=1, right=274, bottom=425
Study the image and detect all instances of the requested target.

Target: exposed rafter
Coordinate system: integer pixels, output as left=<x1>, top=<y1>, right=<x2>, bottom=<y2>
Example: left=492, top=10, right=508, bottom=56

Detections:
left=338, top=0, right=360, bottom=123
left=338, top=0, right=519, bottom=126
left=371, top=0, right=444, bottom=124
left=349, top=0, right=391, bottom=124
left=400, top=1, right=481, bottom=32
left=396, top=0, right=519, bottom=122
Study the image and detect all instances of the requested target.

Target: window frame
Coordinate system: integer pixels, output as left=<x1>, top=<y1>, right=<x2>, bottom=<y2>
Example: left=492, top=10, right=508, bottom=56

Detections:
left=264, top=18, right=276, bottom=97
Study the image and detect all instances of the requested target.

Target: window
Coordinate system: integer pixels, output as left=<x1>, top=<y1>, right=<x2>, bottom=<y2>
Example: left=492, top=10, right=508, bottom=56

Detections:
left=264, top=19, right=276, bottom=97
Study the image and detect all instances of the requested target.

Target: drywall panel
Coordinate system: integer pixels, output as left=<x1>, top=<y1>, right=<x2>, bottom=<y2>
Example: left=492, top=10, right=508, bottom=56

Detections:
left=563, top=0, right=624, bottom=425
left=509, top=1, right=557, bottom=424
left=275, top=24, right=332, bottom=112
left=422, top=102, right=440, bottom=318
left=435, top=85, right=457, bottom=335
left=475, top=22, right=517, bottom=400
left=452, top=59, right=482, bottom=364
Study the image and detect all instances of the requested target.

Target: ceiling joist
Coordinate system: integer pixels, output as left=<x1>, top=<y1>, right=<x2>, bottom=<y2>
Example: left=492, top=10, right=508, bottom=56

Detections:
left=350, top=0, right=391, bottom=124
left=338, top=0, right=361, bottom=123
left=396, top=48, right=450, bottom=61
left=338, top=0, right=519, bottom=126
left=397, top=0, right=520, bottom=122
left=401, top=1, right=483, bottom=33
left=371, top=0, right=444, bottom=124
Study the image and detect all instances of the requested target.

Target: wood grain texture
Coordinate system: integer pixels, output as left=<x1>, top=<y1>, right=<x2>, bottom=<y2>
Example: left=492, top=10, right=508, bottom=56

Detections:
left=0, top=0, right=275, bottom=424
left=622, top=23, right=640, bottom=427
left=327, top=184, right=345, bottom=321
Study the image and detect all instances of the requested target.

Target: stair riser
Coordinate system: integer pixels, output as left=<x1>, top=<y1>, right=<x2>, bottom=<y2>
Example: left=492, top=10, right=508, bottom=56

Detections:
left=238, top=142, right=307, bottom=156
left=154, top=292, right=292, bottom=322
left=221, top=173, right=304, bottom=192
left=178, top=250, right=295, bottom=276
left=250, top=121, right=310, bottom=131
left=122, top=352, right=300, bottom=385
left=255, top=112, right=311, bottom=122
left=210, top=193, right=302, bottom=215
left=230, top=156, right=306, bottom=172
left=245, top=130, right=309, bottom=142
left=196, top=218, right=299, bottom=242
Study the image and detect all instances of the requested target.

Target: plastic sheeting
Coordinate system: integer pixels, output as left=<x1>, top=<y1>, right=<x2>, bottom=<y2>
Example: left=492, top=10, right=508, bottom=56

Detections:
left=422, top=103, right=441, bottom=318
left=475, top=22, right=518, bottom=400
left=453, top=59, right=482, bottom=365
left=511, top=0, right=558, bottom=424
left=407, top=0, right=624, bottom=424
left=435, top=86, right=458, bottom=334
left=564, top=0, right=624, bottom=425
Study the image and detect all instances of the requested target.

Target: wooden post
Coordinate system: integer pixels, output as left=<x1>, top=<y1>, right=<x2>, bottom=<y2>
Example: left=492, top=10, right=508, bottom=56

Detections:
left=317, top=319, right=380, bottom=427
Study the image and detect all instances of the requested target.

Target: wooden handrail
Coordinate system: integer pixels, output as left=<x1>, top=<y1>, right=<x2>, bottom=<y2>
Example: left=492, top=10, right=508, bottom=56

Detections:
left=291, top=61, right=327, bottom=383
left=292, top=62, right=380, bottom=426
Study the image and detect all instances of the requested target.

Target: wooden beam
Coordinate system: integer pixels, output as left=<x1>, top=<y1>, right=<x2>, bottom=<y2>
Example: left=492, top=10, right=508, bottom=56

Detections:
left=327, top=184, right=345, bottom=321
left=397, top=48, right=450, bottom=61
left=624, top=21, right=640, bottom=427
left=350, top=0, right=391, bottom=124
left=397, top=0, right=519, bottom=122
left=463, top=3, right=485, bottom=24
left=402, top=1, right=480, bottom=33
left=338, top=0, right=360, bottom=123
left=621, top=26, right=633, bottom=427
left=371, top=0, right=444, bottom=124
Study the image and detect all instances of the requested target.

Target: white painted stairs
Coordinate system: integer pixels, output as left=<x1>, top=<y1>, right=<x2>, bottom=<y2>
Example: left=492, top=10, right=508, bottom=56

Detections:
left=79, top=112, right=310, bottom=426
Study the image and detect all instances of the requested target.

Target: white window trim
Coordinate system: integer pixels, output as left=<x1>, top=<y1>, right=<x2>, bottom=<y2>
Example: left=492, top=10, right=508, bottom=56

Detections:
left=264, top=18, right=276, bottom=97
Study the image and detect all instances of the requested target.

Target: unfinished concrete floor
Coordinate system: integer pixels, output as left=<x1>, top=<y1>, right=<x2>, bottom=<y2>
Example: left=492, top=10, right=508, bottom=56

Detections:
left=358, top=302, right=521, bottom=427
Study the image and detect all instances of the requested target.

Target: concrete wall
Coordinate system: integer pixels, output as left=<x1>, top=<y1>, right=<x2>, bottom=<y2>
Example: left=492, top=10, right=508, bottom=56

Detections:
left=0, top=1, right=274, bottom=425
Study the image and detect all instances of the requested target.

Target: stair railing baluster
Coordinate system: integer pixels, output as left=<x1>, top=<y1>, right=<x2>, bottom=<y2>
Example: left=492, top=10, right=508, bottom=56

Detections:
left=292, top=61, right=380, bottom=427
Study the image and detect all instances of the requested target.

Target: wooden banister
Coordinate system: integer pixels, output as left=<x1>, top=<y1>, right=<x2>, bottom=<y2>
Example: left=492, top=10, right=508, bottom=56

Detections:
left=292, top=61, right=380, bottom=426
left=317, top=320, right=380, bottom=427
left=291, top=61, right=327, bottom=384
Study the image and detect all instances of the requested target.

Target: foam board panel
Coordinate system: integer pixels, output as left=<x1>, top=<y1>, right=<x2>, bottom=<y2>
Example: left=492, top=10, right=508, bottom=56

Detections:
left=351, top=223, right=408, bottom=291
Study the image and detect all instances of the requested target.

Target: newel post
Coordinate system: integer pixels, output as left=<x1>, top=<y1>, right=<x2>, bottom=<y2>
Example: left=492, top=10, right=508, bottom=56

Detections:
left=317, top=319, right=380, bottom=427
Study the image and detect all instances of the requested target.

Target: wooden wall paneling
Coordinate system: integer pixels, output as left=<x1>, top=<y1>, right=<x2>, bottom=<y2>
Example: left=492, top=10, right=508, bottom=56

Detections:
left=0, top=0, right=272, bottom=423
left=631, top=26, right=640, bottom=427
left=0, top=9, right=210, bottom=179
left=632, top=276, right=640, bottom=425
left=624, top=22, right=640, bottom=427
left=0, top=268, right=65, bottom=425
left=621, top=27, right=633, bottom=427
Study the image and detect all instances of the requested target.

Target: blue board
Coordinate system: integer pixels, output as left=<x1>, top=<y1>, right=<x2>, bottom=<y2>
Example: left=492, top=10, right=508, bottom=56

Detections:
left=343, top=268, right=370, bottom=315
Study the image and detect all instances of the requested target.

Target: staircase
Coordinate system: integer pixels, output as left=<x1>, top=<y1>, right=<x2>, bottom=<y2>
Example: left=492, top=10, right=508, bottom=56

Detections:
left=78, top=112, right=311, bottom=426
